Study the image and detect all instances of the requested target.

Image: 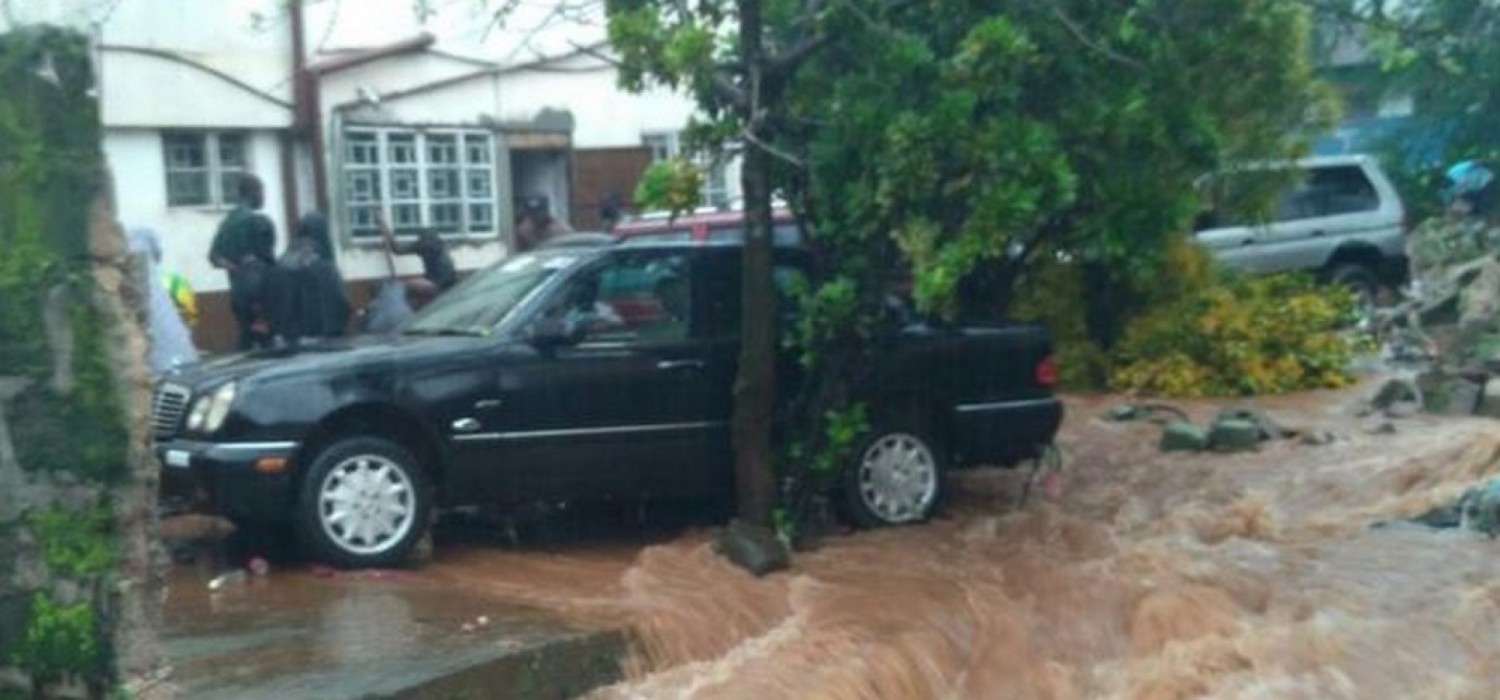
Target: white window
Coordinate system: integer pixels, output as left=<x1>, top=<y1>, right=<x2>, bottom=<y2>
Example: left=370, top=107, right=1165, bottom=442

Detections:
left=642, top=132, right=731, bottom=209
left=163, top=132, right=250, bottom=208
left=342, top=127, right=498, bottom=238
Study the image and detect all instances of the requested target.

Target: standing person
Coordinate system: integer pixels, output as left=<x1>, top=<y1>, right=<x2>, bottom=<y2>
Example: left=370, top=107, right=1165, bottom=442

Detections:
left=209, top=175, right=276, bottom=350
left=381, top=217, right=456, bottom=307
left=126, top=228, right=198, bottom=377
left=266, top=213, right=350, bottom=346
left=598, top=190, right=625, bottom=233
left=514, top=195, right=572, bottom=252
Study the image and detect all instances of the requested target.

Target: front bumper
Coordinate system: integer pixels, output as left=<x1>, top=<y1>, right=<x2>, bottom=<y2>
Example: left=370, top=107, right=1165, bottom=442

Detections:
left=156, top=439, right=299, bottom=523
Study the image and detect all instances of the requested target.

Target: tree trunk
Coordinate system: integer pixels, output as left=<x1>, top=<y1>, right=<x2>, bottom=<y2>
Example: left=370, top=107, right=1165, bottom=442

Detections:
left=732, top=0, right=779, bottom=529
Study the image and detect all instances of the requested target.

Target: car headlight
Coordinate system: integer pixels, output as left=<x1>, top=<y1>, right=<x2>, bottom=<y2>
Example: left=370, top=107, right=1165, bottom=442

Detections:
left=186, top=382, right=237, bottom=433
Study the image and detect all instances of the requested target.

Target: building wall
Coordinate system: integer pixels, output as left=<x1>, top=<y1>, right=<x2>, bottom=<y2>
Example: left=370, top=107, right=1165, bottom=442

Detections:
left=497, top=57, right=698, bottom=149
left=105, top=127, right=290, bottom=293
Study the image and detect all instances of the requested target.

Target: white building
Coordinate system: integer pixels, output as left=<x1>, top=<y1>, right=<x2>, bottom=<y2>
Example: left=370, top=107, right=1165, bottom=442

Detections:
left=2, top=0, right=733, bottom=350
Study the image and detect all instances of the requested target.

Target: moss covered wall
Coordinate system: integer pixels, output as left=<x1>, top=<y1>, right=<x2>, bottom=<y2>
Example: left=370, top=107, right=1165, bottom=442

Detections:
left=0, top=27, right=156, bottom=699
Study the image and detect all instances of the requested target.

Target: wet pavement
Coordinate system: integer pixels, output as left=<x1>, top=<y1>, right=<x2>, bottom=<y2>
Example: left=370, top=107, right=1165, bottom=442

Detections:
left=163, top=563, right=624, bottom=699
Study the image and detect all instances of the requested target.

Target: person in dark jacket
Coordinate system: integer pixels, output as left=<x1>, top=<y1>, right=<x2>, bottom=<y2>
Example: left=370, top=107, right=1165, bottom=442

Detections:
left=266, top=213, right=349, bottom=346
left=209, top=175, right=277, bottom=350
left=381, top=218, right=456, bottom=307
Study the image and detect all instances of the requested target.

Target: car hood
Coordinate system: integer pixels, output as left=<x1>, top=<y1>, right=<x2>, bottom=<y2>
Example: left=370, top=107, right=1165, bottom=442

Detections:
left=161, top=333, right=497, bottom=389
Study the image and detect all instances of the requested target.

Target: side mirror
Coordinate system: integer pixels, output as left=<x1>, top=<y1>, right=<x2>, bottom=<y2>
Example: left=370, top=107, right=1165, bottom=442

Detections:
left=530, top=316, right=583, bottom=349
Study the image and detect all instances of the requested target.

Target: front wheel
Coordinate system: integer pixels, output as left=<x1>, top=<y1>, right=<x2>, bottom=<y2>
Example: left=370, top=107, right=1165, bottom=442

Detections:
left=296, top=436, right=432, bottom=568
left=842, top=428, right=944, bottom=528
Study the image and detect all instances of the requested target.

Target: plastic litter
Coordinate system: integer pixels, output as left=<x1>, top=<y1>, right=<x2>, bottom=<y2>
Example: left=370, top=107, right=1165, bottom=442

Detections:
left=208, top=569, right=246, bottom=591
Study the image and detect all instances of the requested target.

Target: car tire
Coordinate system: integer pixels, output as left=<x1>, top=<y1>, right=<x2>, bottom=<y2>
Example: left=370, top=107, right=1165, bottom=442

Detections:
left=842, top=421, right=945, bottom=529
left=296, top=436, right=432, bottom=569
left=1327, top=263, right=1379, bottom=305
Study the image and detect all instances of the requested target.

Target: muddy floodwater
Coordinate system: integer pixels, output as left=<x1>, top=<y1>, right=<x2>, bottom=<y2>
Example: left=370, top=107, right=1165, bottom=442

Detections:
left=409, top=385, right=1500, bottom=699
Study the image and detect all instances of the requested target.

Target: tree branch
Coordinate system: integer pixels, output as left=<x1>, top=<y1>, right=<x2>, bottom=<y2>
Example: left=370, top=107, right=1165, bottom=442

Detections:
left=1043, top=0, right=1145, bottom=69
left=741, top=126, right=807, bottom=170
left=566, top=39, right=625, bottom=68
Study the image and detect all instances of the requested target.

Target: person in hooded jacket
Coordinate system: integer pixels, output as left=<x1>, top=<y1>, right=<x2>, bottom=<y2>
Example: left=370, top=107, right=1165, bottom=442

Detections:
left=266, top=213, right=350, bottom=346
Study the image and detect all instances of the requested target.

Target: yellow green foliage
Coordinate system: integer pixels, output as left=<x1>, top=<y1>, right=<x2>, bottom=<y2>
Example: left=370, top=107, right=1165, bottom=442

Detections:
left=1111, top=273, right=1357, bottom=397
left=1011, top=236, right=1218, bottom=391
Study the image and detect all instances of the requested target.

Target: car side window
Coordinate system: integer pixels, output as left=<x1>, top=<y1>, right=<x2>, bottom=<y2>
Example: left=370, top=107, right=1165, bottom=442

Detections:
left=696, top=256, right=809, bottom=339
left=540, top=252, right=692, bottom=344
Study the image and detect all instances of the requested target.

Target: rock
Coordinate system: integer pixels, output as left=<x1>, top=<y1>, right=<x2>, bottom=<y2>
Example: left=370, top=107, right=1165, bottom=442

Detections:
left=712, top=520, right=790, bottom=576
left=1477, top=381, right=1500, bottom=420
left=1371, top=378, right=1421, bottom=409
left=1215, top=407, right=1285, bottom=440
left=1384, top=401, right=1421, bottom=419
left=1362, top=417, right=1397, bottom=435
left=1159, top=421, right=1208, bottom=452
left=1207, top=418, right=1261, bottom=453
left=1301, top=431, right=1337, bottom=446
left=1458, top=477, right=1500, bottom=536
left=1418, top=371, right=1485, bottom=415
left=1106, top=405, right=1140, bottom=422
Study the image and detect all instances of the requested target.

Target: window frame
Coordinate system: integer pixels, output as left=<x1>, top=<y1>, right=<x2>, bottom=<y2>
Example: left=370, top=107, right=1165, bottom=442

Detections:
left=641, top=130, right=733, bottom=209
left=340, top=126, right=501, bottom=241
left=162, top=131, right=251, bottom=209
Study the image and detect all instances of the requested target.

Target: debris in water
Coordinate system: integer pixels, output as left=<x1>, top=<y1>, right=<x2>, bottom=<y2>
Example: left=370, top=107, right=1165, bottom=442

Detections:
left=208, top=569, right=246, bottom=591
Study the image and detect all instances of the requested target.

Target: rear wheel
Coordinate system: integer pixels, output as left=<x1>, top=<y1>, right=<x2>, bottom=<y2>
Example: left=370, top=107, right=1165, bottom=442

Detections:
left=1327, top=262, right=1379, bottom=306
left=296, top=436, right=432, bottom=568
left=842, top=426, right=945, bottom=528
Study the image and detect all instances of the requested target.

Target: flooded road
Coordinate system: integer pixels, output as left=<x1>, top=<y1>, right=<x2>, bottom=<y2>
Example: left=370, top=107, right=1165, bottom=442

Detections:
left=410, top=386, right=1500, bottom=699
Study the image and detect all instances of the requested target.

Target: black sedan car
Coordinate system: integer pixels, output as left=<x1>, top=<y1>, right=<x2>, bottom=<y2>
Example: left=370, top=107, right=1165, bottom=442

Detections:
left=154, top=240, right=1063, bottom=567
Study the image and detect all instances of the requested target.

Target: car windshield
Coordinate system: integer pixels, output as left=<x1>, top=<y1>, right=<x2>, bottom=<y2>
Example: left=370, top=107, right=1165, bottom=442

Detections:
left=401, top=253, right=578, bottom=336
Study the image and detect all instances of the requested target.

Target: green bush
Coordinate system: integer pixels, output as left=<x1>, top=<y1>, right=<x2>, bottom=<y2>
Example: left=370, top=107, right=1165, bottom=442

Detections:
left=1011, top=235, right=1218, bottom=391
left=1111, top=273, right=1358, bottom=397
left=10, top=594, right=103, bottom=686
left=28, top=507, right=114, bottom=579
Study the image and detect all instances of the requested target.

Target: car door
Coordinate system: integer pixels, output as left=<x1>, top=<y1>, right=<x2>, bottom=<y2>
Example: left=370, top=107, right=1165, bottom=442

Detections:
left=485, top=249, right=723, bottom=502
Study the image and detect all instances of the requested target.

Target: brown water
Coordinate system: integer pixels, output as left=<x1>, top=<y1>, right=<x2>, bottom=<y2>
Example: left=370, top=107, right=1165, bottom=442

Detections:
left=419, top=387, right=1500, bottom=699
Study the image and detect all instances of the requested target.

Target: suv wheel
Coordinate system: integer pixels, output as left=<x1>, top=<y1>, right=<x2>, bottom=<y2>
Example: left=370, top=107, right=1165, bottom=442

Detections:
left=1327, top=263, right=1379, bottom=305
left=843, top=427, right=945, bottom=528
left=297, top=436, right=432, bottom=568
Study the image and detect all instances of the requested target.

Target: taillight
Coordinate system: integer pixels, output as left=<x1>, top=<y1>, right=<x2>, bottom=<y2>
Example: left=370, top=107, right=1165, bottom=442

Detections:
left=1035, top=354, right=1058, bottom=387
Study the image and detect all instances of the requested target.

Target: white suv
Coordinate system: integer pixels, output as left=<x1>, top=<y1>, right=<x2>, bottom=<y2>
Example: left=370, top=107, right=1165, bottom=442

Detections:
left=1193, top=154, right=1407, bottom=294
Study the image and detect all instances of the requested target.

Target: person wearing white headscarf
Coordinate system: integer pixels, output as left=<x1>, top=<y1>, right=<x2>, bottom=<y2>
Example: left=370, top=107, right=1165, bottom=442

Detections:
left=126, top=227, right=198, bottom=376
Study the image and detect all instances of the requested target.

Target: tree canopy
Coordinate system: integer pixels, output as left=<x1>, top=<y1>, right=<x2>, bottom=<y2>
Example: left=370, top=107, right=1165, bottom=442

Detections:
left=599, top=0, right=1331, bottom=535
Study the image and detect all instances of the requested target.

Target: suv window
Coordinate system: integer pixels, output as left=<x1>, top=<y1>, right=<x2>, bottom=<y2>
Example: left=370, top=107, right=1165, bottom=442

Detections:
left=1198, top=164, right=1380, bottom=228
left=539, top=251, right=692, bottom=344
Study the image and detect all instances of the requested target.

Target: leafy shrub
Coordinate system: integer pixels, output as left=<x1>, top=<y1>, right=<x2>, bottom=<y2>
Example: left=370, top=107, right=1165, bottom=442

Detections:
left=1011, top=236, right=1219, bottom=391
left=28, top=507, right=114, bottom=579
left=10, top=594, right=102, bottom=686
left=1111, top=272, right=1358, bottom=397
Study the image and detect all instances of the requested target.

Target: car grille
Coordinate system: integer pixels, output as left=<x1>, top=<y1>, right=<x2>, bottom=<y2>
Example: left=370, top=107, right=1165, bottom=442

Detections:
left=152, top=383, right=191, bottom=440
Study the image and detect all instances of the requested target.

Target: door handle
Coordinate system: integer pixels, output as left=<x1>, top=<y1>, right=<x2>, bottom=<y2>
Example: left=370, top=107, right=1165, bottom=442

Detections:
left=656, top=359, right=706, bottom=372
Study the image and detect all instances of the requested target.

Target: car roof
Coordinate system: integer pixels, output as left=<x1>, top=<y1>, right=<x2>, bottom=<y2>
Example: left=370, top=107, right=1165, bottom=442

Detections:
left=614, top=207, right=796, bottom=234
